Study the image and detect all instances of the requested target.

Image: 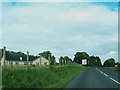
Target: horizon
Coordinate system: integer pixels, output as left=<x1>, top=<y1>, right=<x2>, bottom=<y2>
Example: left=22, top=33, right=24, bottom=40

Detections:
left=0, top=46, right=118, bottom=64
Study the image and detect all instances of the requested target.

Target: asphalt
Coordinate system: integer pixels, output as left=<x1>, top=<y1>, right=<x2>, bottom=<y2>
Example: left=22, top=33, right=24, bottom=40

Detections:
left=65, top=67, right=120, bottom=89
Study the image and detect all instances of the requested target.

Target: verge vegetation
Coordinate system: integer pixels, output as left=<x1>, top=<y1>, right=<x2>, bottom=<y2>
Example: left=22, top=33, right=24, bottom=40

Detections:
left=106, top=67, right=120, bottom=72
left=2, top=65, right=87, bottom=88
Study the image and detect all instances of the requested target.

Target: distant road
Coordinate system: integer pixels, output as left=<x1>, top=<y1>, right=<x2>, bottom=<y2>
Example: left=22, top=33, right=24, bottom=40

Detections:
left=65, top=67, right=120, bottom=89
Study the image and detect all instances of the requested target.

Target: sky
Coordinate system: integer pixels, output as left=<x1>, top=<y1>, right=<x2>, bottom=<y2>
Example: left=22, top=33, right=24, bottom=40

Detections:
left=1, top=0, right=120, bottom=2
left=1, top=1, right=119, bottom=64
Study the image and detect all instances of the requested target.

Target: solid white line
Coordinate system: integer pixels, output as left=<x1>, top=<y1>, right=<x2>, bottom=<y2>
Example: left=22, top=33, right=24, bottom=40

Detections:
left=109, top=77, right=120, bottom=85
left=96, top=68, right=120, bottom=85
left=104, top=73, right=108, bottom=77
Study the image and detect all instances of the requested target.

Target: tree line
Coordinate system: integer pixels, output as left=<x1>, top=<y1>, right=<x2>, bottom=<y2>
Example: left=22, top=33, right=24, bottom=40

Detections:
left=73, top=52, right=119, bottom=67
left=5, top=51, right=38, bottom=61
left=73, top=52, right=102, bottom=67
left=103, top=58, right=119, bottom=67
left=2, top=49, right=119, bottom=67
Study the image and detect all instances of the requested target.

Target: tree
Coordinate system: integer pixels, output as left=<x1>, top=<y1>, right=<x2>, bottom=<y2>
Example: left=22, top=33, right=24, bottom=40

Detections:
left=64, top=56, right=72, bottom=65
left=88, top=56, right=96, bottom=66
left=59, top=56, right=64, bottom=65
left=6, top=51, right=26, bottom=60
left=38, top=51, right=51, bottom=60
left=73, top=52, right=89, bottom=64
left=50, top=55, right=56, bottom=65
left=0, top=49, right=3, bottom=60
left=59, top=56, right=66, bottom=65
left=103, top=58, right=115, bottom=67
left=59, top=56, right=73, bottom=65
left=95, top=56, right=102, bottom=66
left=88, top=56, right=102, bottom=67
left=5, top=50, right=37, bottom=61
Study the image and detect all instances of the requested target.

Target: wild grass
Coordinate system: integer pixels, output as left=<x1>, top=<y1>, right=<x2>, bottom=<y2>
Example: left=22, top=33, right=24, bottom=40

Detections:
left=2, top=65, right=86, bottom=88
left=106, top=66, right=120, bottom=72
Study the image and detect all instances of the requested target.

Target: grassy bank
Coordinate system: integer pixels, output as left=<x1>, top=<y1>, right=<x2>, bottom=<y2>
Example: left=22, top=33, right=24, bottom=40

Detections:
left=2, top=65, right=86, bottom=88
left=106, top=67, right=120, bottom=72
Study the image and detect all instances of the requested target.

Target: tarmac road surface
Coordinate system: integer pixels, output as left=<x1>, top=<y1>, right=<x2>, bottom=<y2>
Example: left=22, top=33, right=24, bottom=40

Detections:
left=65, top=67, right=120, bottom=89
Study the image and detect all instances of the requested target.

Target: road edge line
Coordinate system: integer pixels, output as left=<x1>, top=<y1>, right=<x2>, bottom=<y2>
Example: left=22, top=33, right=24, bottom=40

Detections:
left=96, top=68, right=120, bottom=85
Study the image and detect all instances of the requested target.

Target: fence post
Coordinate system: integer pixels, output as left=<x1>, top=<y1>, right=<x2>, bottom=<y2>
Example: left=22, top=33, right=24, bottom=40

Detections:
left=27, top=51, right=29, bottom=68
left=48, top=55, right=50, bottom=66
left=40, top=55, right=41, bottom=66
left=3, top=47, right=6, bottom=66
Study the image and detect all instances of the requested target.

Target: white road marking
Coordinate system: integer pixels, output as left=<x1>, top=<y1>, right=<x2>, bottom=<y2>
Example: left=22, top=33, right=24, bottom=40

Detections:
left=103, top=73, right=108, bottom=77
left=109, top=77, right=120, bottom=85
left=96, top=68, right=120, bottom=85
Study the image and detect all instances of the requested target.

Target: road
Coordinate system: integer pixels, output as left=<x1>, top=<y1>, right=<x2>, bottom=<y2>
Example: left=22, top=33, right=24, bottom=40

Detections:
left=65, top=67, right=120, bottom=89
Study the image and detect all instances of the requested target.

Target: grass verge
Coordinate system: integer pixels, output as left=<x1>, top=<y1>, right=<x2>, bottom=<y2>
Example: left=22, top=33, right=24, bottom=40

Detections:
left=106, top=67, right=120, bottom=72
left=2, top=65, right=87, bottom=88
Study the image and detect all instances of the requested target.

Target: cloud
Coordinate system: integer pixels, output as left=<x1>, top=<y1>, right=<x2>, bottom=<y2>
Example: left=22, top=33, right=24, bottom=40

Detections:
left=106, top=51, right=118, bottom=56
left=100, top=51, right=118, bottom=64
left=2, top=2, right=118, bottom=62
left=55, top=4, right=116, bottom=22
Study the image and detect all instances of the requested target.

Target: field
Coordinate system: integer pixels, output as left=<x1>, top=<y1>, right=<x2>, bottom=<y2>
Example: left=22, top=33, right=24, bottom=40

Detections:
left=2, top=65, right=86, bottom=88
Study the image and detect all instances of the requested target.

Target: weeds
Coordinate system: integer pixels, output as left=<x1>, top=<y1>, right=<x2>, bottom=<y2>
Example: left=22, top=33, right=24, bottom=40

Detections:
left=2, top=65, right=86, bottom=88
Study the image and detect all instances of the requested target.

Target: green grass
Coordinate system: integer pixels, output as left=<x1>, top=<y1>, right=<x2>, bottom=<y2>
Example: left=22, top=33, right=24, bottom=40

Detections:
left=106, top=66, right=120, bottom=72
left=2, top=65, right=87, bottom=88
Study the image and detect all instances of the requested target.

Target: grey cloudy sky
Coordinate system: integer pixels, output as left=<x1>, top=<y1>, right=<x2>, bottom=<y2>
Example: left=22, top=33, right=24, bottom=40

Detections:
left=1, top=1, right=118, bottom=63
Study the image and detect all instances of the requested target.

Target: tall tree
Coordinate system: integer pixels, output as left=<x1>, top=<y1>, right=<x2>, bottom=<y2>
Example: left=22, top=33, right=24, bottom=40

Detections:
left=73, top=52, right=89, bottom=64
left=88, top=56, right=102, bottom=67
left=50, top=55, right=56, bottom=65
left=59, top=56, right=72, bottom=65
left=38, top=51, right=51, bottom=60
left=103, top=58, right=115, bottom=67
left=96, top=56, right=102, bottom=66
left=0, top=49, right=3, bottom=60
left=64, top=56, right=72, bottom=65
left=59, top=56, right=64, bottom=65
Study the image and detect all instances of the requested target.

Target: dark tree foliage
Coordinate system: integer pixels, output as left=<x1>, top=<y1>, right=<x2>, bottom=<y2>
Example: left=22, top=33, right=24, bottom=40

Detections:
left=73, top=52, right=89, bottom=64
left=96, top=56, right=102, bottom=66
left=88, top=56, right=102, bottom=67
left=63, top=56, right=72, bottom=65
left=29, top=55, right=38, bottom=61
left=6, top=51, right=38, bottom=61
left=50, top=55, right=56, bottom=65
left=0, top=49, right=3, bottom=60
left=59, top=56, right=64, bottom=65
left=103, top=58, right=116, bottom=67
left=59, top=56, right=72, bottom=65
left=38, top=51, right=51, bottom=60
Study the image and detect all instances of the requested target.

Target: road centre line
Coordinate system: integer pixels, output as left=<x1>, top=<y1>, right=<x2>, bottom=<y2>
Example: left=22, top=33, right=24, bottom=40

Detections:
left=96, top=68, right=120, bottom=85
